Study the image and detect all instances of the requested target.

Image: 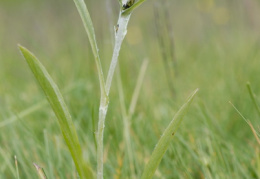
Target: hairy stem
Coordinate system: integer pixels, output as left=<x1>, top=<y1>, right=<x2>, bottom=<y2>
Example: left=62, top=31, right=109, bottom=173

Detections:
left=96, top=11, right=132, bottom=179
left=105, top=14, right=131, bottom=94
left=97, top=96, right=108, bottom=179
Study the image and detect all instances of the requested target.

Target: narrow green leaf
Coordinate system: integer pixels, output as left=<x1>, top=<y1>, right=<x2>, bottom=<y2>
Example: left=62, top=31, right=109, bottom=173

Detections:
left=73, top=0, right=107, bottom=98
left=141, top=89, right=199, bottom=179
left=246, top=82, right=260, bottom=117
left=73, top=0, right=97, bottom=58
left=18, top=45, right=93, bottom=179
left=14, top=156, right=20, bottom=179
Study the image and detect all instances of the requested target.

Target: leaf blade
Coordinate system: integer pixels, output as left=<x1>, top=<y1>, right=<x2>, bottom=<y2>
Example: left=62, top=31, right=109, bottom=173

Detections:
left=73, top=0, right=106, bottom=98
left=19, top=45, right=93, bottom=179
left=141, top=89, right=199, bottom=179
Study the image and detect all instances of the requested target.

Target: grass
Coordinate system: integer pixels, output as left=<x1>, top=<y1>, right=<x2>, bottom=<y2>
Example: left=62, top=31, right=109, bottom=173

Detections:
left=1, top=0, right=260, bottom=178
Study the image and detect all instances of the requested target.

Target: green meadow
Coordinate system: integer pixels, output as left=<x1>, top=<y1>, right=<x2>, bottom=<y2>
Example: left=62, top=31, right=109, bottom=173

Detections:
left=0, top=0, right=259, bottom=178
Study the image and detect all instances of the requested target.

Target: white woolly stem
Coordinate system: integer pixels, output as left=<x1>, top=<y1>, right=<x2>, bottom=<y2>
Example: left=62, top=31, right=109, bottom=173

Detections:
left=97, top=11, right=132, bottom=179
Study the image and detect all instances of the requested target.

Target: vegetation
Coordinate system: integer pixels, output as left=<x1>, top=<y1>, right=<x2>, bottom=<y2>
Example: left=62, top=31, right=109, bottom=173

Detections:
left=0, top=0, right=259, bottom=178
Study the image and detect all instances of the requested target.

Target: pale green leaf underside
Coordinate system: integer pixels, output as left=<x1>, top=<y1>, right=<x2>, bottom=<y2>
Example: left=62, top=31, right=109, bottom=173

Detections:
left=19, top=45, right=93, bottom=179
left=141, top=89, right=199, bottom=179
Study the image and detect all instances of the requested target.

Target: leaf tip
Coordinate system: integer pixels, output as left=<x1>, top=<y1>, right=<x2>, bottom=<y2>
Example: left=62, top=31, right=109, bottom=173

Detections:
left=190, top=88, right=199, bottom=98
left=33, top=162, right=41, bottom=171
left=17, top=44, right=24, bottom=50
left=17, top=44, right=28, bottom=56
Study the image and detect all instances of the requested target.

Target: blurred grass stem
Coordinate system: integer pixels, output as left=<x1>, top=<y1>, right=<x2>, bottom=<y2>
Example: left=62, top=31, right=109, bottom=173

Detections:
left=14, top=156, right=20, bottom=179
left=117, top=59, right=149, bottom=178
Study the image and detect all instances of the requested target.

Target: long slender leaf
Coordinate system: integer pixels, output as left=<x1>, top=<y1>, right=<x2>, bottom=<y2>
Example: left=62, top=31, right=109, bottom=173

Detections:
left=73, top=0, right=107, bottom=98
left=246, top=82, right=260, bottom=117
left=19, top=45, right=93, bottom=179
left=14, top=156, right=20, bottom=179
left=141, top=89, right=199, bottom=179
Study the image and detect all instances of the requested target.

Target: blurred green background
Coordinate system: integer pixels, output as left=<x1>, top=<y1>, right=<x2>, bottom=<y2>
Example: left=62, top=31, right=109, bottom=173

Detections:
left=0, top=0, right=260, bottom=178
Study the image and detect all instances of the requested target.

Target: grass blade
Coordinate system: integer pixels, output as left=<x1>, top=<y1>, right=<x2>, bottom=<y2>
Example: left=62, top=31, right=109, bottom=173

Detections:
left=229, top=101, right=260, bottom=143
left=0, top=148, right=16, bottom=177
left=14, top=156, right=20, bottom=179
left=33, top=163, right=48, bottom=179
left=128, top=59, right=149, bottom=117
left=246, top=82, right=260, bottom=117
left=0, top=101, right=47, bottom=128
left=18, top=45, right=93, bottom=179
left=141, top=89, right=199, bottom=179
left=248, top=122, right=260, bottom=145
left=0, top=82, right=83, bottom=128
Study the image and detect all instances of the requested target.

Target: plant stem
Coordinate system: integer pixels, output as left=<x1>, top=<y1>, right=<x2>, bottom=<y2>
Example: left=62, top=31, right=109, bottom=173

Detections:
left=105, top=14, right=131, bottom=94
left=96, top=11, right=132, bottom=179
left=97, top=97, right=108, bottom=179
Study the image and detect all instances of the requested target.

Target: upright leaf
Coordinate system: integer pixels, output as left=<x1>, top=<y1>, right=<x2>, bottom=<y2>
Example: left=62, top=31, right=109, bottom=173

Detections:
left=19, top=45, right=93, bottom=179
left=246, top=82, right=260, bottom=117
left=141, top=89, right=198, bottom=179
left=73, top=0, right=106, bottom=98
